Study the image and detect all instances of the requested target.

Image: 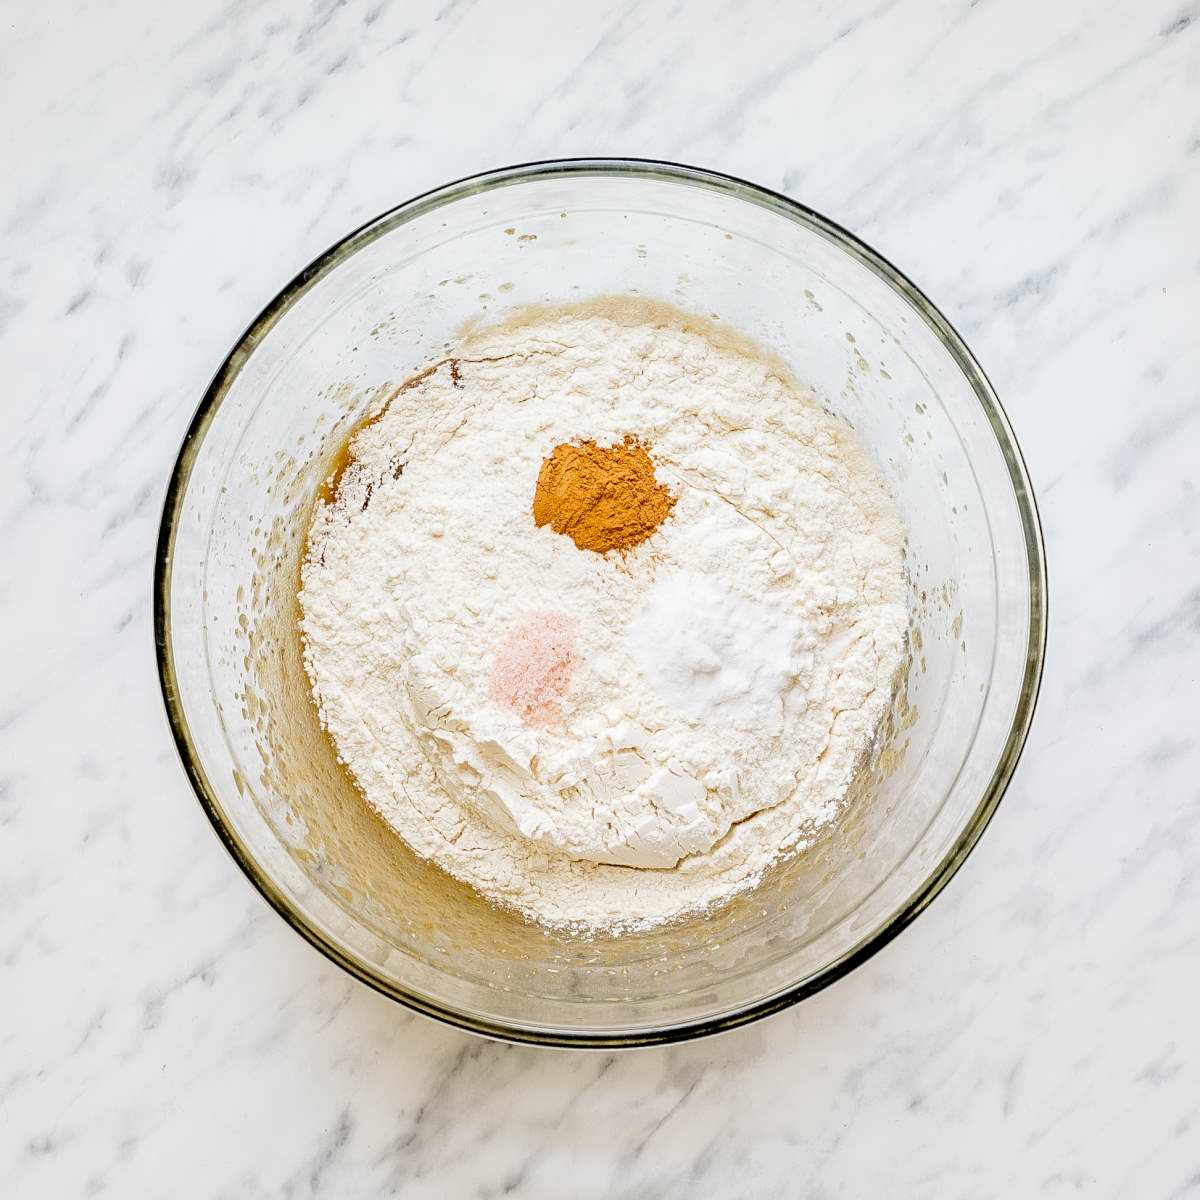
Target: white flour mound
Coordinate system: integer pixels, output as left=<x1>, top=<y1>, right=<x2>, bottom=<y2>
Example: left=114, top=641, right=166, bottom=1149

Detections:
left=300, top=299, right=908, bottom=932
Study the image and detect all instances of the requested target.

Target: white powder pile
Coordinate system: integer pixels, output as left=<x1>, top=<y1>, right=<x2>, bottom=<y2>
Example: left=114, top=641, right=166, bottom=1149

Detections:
left=626, top=572, right=805, bottom=733
left=300, top=298, right=908, bottom=932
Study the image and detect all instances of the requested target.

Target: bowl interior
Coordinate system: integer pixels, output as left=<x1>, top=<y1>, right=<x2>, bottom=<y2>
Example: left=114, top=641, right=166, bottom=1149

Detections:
left=159, top=163, right=1043, bottom=1044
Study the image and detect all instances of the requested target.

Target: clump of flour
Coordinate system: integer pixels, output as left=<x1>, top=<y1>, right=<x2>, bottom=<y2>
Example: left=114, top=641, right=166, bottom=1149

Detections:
left=299, top=298, right=908, bottom=932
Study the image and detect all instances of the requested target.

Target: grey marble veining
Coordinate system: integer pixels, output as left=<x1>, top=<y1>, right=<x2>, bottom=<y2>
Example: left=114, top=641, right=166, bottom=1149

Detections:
left=2, top=0, right=1199, bottom=1195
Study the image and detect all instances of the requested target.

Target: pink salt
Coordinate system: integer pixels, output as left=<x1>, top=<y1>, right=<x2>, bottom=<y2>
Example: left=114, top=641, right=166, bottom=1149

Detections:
left=488, top=612, right=579, bottom=727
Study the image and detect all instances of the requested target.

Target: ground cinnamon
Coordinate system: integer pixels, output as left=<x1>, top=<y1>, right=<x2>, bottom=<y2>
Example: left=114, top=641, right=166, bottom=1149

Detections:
left=532, top=435, right=675, bottom=554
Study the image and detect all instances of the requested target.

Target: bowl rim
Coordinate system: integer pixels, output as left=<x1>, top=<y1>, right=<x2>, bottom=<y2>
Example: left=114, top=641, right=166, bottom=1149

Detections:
left=153, top=157, right=1048, bottom=1048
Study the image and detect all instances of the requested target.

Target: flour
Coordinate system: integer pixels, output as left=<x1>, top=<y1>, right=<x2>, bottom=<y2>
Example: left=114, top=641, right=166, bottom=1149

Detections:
left=299, top=298, right=908, bottom=932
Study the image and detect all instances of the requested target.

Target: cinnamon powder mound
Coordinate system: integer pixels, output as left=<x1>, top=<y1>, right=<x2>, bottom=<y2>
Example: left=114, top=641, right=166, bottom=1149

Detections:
left=488, top=613, right=579, bottom=727
left=532, top=436, right=675, bottom=554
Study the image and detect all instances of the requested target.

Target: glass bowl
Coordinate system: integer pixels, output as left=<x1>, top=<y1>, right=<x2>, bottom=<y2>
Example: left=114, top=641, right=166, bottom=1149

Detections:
left=155, top=159, right=1046, bottom=1047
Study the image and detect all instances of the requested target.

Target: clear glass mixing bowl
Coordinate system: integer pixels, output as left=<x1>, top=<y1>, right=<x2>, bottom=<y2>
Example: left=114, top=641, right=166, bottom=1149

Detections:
left=155, top=160, right=1046, bottom=1046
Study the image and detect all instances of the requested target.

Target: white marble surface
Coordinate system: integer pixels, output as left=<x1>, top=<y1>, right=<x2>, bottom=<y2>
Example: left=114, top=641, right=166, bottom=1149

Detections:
left=4, top=0, right=1199, bottom=1194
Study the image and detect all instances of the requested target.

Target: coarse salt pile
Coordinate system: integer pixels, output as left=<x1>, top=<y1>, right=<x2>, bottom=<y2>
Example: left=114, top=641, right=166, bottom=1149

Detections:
left=488, top=612, right=579, bottom=727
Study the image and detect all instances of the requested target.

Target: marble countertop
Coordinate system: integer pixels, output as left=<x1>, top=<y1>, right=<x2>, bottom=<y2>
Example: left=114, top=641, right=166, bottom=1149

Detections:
left=5, top=1, right=1199, bottom=1195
